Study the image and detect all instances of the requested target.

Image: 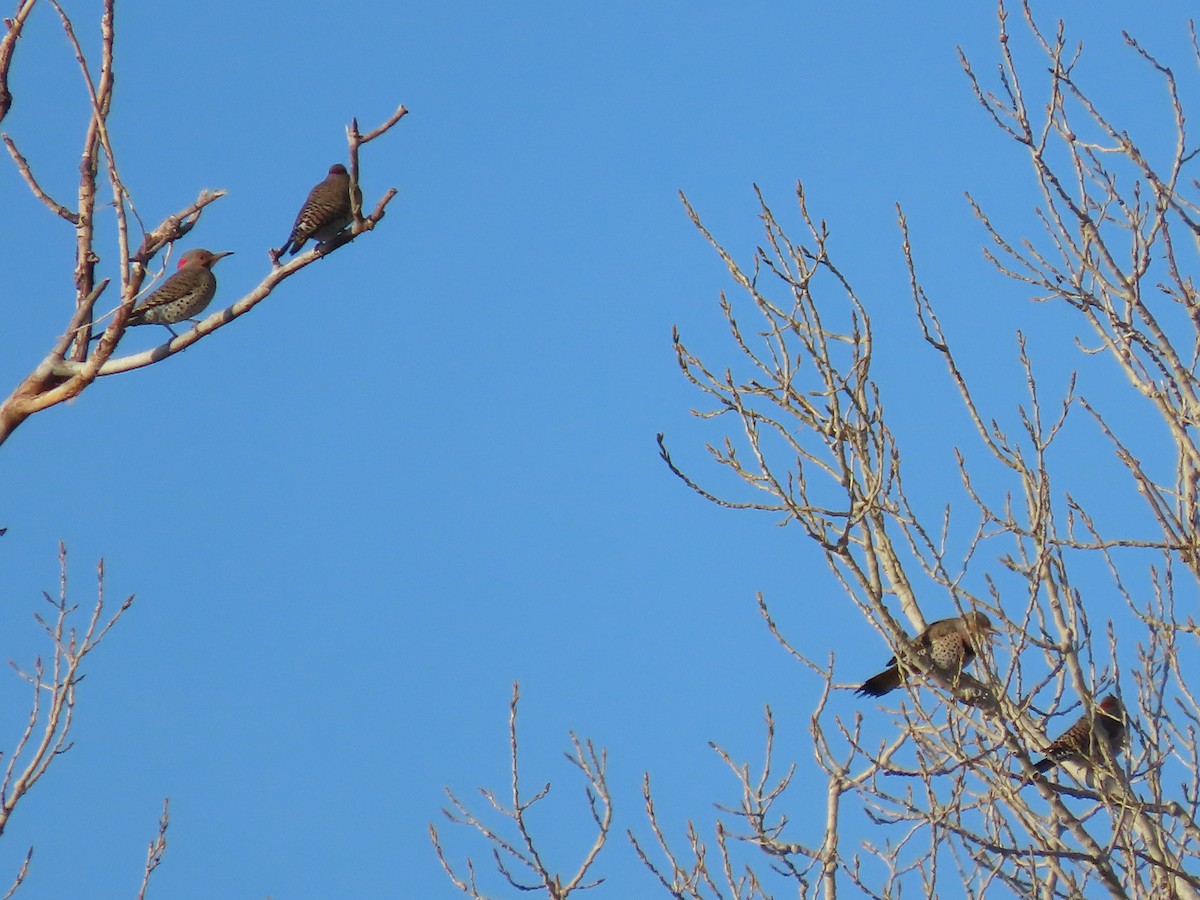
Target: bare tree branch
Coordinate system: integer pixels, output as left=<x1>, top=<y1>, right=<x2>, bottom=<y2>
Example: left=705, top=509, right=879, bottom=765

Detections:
left=135, top=799, right=169, bottom=900
left=431, top=682, right=611, bottom=899
left=2, top=847, right=31, bottom=900
left=0, top=546, right=134, bottom=838
left=0, top=0, right=37, bottom=124
left=645, top=3, right=1200, bottom=895
left=0, top=3, right=408, bottom=448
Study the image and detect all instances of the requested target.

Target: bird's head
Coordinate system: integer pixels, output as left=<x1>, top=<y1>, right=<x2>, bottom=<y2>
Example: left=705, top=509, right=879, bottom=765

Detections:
left=960, top=611, right=997, bottom=650
left=964, top=610, right=995, bottom=636
left=177, top=248, right=234, bottom=270
left=1099, top=694, right=1124, bottom=717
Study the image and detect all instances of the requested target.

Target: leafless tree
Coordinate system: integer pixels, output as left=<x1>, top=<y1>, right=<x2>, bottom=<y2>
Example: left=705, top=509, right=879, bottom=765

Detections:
left=0, top=547, right=135, bottom=890
left=0, top=0, right=407, bottom=893
left=431, top=682, right=612, bottom=900
left=648, top=2, right=1200, bottom=896
left=440, top=2, right=1200, bottom=897
left=0, top=0, right=406, bottom=447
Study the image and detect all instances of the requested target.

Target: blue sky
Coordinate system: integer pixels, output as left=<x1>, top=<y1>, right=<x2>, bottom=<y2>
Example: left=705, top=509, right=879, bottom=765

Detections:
left=0, top=2, right=1195, bottom=897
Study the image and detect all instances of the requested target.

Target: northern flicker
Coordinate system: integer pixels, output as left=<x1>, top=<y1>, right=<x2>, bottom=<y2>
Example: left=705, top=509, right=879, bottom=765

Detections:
left=855, top=612, right=994, bottom=697
left=277, top=163, right=358, bottom=256
left=127, top=249, right=234, bottom=334
left=1033, top=695, right=1127, bottom=774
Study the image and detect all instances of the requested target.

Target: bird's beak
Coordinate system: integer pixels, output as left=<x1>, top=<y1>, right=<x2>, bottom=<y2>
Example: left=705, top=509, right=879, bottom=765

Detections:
left=213, top=251, right=235, bottom=264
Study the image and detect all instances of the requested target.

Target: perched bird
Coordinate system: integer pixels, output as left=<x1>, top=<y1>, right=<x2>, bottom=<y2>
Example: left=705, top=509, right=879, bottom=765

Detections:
left=855, top=611, right=994, bottom=697
left=1033, top=695, right=1127, bottom=774
left=127, top=249, right=234, bottom=334
left=277, top=163, right=358, bottom=256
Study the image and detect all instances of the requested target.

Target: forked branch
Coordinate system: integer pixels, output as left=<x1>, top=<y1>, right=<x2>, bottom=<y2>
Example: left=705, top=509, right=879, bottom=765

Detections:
left=430, top=682, right=612, bottom=899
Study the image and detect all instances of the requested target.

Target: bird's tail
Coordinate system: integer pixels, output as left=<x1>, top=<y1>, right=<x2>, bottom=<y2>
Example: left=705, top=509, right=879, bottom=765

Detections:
left=855, top=666, right=902, bottom=698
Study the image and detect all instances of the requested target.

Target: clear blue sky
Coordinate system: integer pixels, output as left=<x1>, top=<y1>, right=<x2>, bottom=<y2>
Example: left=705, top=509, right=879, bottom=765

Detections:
left=0, top=2, right=1193, bottom=897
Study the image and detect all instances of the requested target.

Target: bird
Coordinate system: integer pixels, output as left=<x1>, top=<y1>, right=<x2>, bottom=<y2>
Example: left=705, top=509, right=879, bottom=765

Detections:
left=126, top=248, right=234, bottom=334
left=855, top=611, right=995, bottom=697
left=1033, top=695, right=1127, bottom=774
left=276, top=163, right=359, bottom=256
